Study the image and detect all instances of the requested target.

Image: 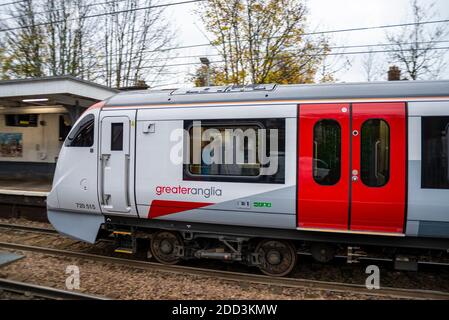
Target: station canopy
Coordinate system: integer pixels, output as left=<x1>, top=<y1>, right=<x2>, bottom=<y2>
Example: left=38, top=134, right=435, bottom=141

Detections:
left=0, top=76, right=118, bottom=120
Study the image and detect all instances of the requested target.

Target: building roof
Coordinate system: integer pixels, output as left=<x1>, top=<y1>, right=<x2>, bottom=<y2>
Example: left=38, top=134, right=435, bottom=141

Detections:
left=105, top=80, right=449, bottom=107
left=0, top=76, right=119, bottom=109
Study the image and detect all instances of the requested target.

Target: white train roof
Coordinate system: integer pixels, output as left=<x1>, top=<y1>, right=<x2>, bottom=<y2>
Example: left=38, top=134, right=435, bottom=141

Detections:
left=105, top=80, right=449, bottom=107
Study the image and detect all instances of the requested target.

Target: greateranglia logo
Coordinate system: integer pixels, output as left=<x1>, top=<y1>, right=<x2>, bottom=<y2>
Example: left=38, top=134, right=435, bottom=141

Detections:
left=155, top=185, right=222, bottom=198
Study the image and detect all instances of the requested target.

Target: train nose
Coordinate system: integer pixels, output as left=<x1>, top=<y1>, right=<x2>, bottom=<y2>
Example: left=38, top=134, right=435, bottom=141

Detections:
left=46, top=187, right=60, bottom=211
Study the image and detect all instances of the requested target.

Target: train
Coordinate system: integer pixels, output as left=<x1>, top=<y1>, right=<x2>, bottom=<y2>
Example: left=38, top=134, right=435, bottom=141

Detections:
left=47, top=80, right=449, bottom=276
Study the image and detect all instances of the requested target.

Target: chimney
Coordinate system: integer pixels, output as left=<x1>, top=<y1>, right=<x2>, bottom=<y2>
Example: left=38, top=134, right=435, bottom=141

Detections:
left=388, top=66, right=401, bottom=81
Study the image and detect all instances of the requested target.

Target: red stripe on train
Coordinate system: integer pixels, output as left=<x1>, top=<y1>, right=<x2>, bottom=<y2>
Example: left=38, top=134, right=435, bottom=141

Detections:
left=148, top=200, right=213, bottom=219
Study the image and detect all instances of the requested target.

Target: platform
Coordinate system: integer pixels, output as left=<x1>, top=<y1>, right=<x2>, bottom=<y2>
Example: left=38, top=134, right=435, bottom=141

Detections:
left=0, top=178, right=51, bottom=197
left=0, top=178, right=50, bottom=221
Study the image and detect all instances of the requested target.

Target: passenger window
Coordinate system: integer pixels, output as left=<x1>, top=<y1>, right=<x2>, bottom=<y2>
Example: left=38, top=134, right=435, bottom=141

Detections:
left=422, top=116, right=449, bottom=189
left=361, top=119, right=390, bottom=187
left=313, top=120, right=341, bottom=186
left=65, top=114, right=95, bottom=147
left=183, top=118, right=285, bottom=184
left=111, top=123, right=123, bottom=151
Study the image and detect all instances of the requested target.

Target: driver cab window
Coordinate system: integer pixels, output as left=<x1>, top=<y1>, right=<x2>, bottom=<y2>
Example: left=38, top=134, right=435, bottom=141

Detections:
left=65, top=114, right=95, bottom=147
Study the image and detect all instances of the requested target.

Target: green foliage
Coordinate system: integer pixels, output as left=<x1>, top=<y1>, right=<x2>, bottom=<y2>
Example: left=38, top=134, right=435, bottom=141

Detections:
left=194, top=0, right=331, bottom=85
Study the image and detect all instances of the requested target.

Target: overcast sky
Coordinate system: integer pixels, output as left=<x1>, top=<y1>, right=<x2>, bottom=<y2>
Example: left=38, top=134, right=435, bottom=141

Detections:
left=0, top=0, right=447, bottom=87
left=165, top=0, right=449, bottom=88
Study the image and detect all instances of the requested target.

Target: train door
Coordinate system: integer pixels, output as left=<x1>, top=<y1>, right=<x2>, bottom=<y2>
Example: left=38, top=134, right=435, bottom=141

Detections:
left=99, top=110, right=138, bottom=215
left=298, top=102, right=406, bottom=234
left=297, top=104, right=350, bottom=230
left=350, top=103, right=406, bottom=233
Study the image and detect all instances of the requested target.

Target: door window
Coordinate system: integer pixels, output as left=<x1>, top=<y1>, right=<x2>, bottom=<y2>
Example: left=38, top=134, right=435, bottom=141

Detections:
left=111, top=123, right=124, bottom=151
left=313, top=120, right=341, bottom=186
left=360, top=119, right=390, bottom=187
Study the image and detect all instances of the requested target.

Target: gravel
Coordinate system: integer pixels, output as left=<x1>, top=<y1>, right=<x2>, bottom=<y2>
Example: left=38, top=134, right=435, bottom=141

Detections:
left=1, top=217, right=448, bottom=299
left=0, top=251, right=390, bottom=300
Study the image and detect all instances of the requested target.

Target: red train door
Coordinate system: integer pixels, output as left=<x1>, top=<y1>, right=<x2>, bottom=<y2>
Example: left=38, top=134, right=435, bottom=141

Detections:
left=350, top=103, right=406, bottom=233
left=297, top=104, right=350, bottom=230
left=298, top=102, right=406, bottom=234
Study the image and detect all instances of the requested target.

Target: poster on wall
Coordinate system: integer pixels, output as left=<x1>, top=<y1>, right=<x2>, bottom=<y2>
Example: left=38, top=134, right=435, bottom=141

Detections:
left=0, top=133, right=23, bottom=157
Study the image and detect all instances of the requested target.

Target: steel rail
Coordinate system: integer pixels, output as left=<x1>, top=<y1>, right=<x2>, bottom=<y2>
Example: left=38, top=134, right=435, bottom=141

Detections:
left=0, top=223, right=57, bottom=235
left=3, top=222, right=448, bottom=267
left=1, top=241, right=448, bottom=300
left=0, top=278, right=108, bottom=300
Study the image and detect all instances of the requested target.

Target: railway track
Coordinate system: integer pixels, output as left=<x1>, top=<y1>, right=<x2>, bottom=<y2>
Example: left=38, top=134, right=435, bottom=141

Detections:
left=3, top=221, right=449, bottom=269
left=0, top=222, right=56, bottom=235
left=1, top=241, right=449, bottom=300
left=0, top=278, right=107, bottom=300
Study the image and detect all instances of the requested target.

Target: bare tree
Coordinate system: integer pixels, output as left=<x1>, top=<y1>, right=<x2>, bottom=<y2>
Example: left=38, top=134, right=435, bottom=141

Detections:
left=386, top=0, right=448, bottom=80
left=362, top=48, right=382, bottom=82
left=318, top=42, right=352, bottom=83
left=100, top=0, right=176, bottom=88
left=5, top=0, right=46, bottom=78
left=44, top=0, right=98, bottom=79
left=1, top=0, right=176, bottom=87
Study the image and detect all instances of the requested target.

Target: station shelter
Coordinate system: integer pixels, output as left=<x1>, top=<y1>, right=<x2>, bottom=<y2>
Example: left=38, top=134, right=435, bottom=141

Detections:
left=0, top=76, right=118, bottom=196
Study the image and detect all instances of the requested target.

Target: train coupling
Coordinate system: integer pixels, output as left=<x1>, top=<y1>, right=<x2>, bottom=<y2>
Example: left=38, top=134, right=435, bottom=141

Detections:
left=347, top=246, right=367, bottom=264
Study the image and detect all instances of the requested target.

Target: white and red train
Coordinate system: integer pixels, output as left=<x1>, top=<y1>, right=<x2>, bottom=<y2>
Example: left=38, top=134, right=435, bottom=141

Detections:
left=48, top=81, right=449, bottom=276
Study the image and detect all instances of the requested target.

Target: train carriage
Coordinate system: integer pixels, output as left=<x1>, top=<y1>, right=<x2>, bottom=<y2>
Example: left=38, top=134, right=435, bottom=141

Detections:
left=47, top=80, right=449, bottom=276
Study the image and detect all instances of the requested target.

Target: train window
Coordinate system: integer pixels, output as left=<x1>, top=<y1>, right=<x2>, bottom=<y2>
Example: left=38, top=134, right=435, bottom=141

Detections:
left=183, top=118, right=285, bottom=184
left=360, top=119, right=390, bottom=187
left=111, top=123, right=123, bottom=151
left=65, top=114, right=95, bottom=147
left=422, top=117, right=449, bottom=189
left=313, top=120, right=341, bottom=186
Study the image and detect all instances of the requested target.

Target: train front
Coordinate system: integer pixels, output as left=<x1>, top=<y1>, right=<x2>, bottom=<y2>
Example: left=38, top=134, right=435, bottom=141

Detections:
left=47, top=103, right=105, bottom=243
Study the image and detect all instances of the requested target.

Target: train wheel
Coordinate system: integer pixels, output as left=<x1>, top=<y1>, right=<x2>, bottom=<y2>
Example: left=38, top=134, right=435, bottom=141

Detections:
left=150, top=231, right=183, bottom=265
left=256, top=239, right=297, bottom=277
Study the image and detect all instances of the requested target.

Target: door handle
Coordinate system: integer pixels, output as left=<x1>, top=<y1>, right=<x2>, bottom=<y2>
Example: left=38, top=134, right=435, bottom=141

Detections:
left=99, top=154, right=110, bottom=205
left=143, top=122, right=156, bottom=133
left=99, top=155, right=105, bottom=205
left=125, top=155, right=131, bottom=208
left=374, top=140, right=380, bottom=178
